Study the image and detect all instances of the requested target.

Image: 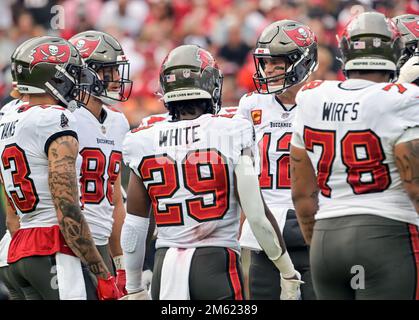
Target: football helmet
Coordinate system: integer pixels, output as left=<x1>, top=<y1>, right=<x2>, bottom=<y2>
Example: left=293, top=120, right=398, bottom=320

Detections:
left=69, top=30, right=132, bottom=105
left=253, top=20, right=318, bottom=95
left=338, top=12, right=403, bottom=80
left=392, top=14, right=419, bottom=67
left=13, top=36, right=102, bottom=111
left=159, top=44, right=223, bottom=114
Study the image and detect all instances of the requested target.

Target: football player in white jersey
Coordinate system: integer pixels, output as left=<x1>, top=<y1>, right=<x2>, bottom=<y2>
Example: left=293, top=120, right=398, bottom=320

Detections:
left=69, top=31, right=131, bottom=295
left=235, top=20, right=318, bottom=300
left=291, top=12, right=419, bottom=299
left=135, top=106, right=238, bottom=294
left=0, top=38, right=35, bottom=300
left=0, top=36, right=121, bottom=300
left=121, top=44, right=302, bottom=300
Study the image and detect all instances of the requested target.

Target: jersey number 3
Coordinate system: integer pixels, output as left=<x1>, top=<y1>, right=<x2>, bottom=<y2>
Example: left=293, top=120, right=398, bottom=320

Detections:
left=1, top=144, right=39, bottom=213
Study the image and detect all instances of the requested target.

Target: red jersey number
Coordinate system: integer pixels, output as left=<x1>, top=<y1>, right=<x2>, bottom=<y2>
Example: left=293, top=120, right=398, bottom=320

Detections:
left=303, top=127, right=391, bottom=197
left=1, top=144, right=39, bottom=213
left=259, top=132, right=292, bottom=189
left=80, top=148, right=122, bottom=205
left=138, top=149, right=229, bottom=226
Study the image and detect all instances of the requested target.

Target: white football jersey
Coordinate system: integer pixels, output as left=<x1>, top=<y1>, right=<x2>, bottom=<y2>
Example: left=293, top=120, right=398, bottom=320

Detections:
left=235, top=92, right=296, bottom=250
left=123, top=113, right=254, bottom=253
left=74, top=105, right=130, bottom=245
left=292, top=79, right=419, bottom=226
left=0, top=104, right=79, bottom=228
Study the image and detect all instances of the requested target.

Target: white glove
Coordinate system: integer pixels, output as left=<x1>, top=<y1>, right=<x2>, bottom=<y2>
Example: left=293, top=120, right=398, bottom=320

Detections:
left=119, top=289, right=151, bottom=300
left=398, top=52, right=419, bottom=83
left=280, top=270, right=304, bottom=300
left=141, top=269, right=153, bottom=291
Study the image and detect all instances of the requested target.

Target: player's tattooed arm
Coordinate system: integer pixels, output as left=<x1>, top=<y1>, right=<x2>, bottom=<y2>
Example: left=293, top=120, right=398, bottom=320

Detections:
left=290, top=146, right=319, bottom=245
left=395, top=138, right=419, bottom=214
left=48, top=135, right=110, bottom=279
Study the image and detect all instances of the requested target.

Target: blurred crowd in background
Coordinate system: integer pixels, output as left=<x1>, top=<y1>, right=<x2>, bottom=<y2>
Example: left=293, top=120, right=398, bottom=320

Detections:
left=0, top=0, right=417, bottom=127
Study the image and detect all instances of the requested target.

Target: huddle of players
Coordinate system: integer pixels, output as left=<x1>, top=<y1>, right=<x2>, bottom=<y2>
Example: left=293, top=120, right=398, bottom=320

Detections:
left=0, top=11, right=418, bottom=300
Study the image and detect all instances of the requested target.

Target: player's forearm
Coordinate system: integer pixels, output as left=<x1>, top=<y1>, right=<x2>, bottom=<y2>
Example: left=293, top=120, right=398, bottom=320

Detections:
left=121, top=213, right=149, bottom=293
left=57, top=200, right=109, bottom=279
left=109, top=198, right=126, bottom=258
left=48, top=136, right=110, bottom=279
left=292, top=195, right=318, bottom=245
left=291, top=177, right=319, bottom=245
left=4, top=194, right=19, bottom=235
left=290, top=147, right=319, bottom=244
left=6, top=208, right=19, bottom=236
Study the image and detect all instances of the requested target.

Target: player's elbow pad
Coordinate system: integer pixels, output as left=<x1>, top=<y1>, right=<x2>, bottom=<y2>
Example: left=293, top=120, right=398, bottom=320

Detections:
left=121, top=213, right=149, bottom=294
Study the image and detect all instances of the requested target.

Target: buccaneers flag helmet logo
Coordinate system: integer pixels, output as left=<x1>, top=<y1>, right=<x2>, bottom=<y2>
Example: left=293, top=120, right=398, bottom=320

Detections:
left=70, top=38, right=101, bottom=59
left=197, top=48, right=217, bottom=75
left=401, top=20, right=419, bottom=38
left=284, top=26, right=315, bottom=47
left=29, top=43, right=71, bottom=72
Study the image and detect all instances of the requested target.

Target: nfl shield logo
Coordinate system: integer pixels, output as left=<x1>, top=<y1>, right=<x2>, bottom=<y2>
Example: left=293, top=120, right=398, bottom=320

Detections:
left=282, top=112, right=290, bottom=119
left=183, top=69, right=191, bottom=78
left=101, top=125, right=106, bottom=134
left=373, top=38, right=381, bottom=48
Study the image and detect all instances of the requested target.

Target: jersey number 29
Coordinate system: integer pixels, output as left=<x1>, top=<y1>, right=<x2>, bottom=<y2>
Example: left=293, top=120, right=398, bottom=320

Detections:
left=138, top=149, right=229, bottom=226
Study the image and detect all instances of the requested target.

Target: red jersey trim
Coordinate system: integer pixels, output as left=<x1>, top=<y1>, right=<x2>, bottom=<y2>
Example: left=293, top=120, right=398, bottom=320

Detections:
left=8, top=225, right=75, bottom=263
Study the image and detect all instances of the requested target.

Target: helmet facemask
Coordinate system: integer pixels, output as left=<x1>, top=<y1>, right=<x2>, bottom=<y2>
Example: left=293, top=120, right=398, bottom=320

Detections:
left=398, top=40, right=419, bottom=68
left=88, top=58, right=132, bottom=106
left=47, top=64, right=99, bottom=111
left=253, top=48, right=317, bottom=95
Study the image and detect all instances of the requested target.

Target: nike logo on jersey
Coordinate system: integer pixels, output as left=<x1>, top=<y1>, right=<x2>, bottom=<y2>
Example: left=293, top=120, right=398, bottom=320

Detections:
left=322, top=102, right=359, bottom=122
left=0, top=120, right=19, bottom=140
